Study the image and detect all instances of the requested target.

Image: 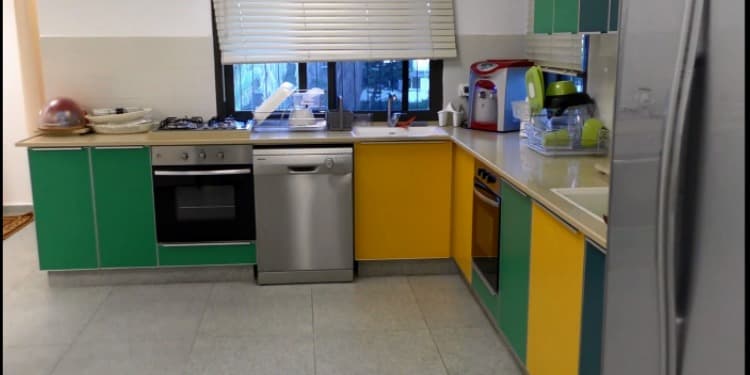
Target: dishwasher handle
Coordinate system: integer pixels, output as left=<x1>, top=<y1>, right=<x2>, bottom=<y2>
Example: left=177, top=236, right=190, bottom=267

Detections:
left=288, top=165, right=320, bottom=174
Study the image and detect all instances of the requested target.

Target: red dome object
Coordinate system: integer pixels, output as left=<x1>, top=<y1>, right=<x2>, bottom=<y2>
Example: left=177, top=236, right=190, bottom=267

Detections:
left=38, top=97, right=86, bottom=129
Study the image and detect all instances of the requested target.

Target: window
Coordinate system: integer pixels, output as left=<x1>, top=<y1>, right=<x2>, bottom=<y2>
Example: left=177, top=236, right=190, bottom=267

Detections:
left=217, top=60, right=443, bottom=121
left=211, top=0, right=452, bottom=121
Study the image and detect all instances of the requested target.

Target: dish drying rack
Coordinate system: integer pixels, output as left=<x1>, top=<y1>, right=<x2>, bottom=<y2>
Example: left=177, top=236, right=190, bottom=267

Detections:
left=525, top=109, right=609, bottom=156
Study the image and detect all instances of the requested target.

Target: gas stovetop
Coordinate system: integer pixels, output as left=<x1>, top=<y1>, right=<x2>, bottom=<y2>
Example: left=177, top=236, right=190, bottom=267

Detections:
left=155, top=116, right=249, bottom=131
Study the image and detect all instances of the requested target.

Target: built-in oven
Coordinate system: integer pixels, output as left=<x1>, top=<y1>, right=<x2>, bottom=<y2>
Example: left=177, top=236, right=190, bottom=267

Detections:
left=151, top=145, right=255, bottom=245
left=471, top=161, right=502, bottom=294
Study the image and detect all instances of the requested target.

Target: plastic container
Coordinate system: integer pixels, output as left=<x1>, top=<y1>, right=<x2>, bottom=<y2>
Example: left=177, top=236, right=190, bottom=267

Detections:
left=512, top=100, right=532, bottom=138
left=526, top=108, right=608, bottom=156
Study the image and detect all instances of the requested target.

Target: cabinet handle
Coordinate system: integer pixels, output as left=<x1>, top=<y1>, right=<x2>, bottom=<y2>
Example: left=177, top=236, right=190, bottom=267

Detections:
left=501, top=178, right=528, bottom=198
left=537, top=203, right=579, bottom=235
left=160, top=241, right=252, bottom=247
left=93, top=146, right=144, bottom=150
left=30, top=147, right=82, bottom=151
left=358, top=141, right=448, bottom=145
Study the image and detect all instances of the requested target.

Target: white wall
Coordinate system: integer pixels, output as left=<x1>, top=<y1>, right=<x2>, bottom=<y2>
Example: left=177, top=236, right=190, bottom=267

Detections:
left=453, top=0, right=528, bottom=35
left=37, top=0, right=217, bottom=121
left=442, top=0, right=529, bottom=107
left=37, top=0, right=211, bottom=37
left=3, top=0, right=33, bottom=206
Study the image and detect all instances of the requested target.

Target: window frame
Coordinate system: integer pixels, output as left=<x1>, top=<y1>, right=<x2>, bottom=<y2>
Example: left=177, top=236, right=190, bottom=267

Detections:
left=211, top=5, right=442, bottom=122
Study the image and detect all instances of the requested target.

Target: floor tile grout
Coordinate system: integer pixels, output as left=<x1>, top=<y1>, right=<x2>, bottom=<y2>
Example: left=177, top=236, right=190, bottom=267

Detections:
left=406, top=276, right=451, bottom=375
left=47, top=284, right=113, bottom=375
left=311, top=289, right=317, bottom=375
left=186, top=282, right=216, bottom=368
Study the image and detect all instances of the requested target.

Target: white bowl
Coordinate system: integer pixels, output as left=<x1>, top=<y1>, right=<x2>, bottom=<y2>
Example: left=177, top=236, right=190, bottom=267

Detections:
left=86, top=108, right=152, bottom=124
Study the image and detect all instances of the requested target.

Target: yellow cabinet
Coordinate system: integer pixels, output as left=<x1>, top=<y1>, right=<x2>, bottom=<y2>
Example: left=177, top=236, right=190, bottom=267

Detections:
left=354, top=141, right=452, bottom=260
left=450, top=144, right=474, bottom=282
left=526, top=203, right=585, bottom=375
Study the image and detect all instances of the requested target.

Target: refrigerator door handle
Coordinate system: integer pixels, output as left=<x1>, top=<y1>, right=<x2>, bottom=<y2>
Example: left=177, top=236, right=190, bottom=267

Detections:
left=656, top=0, right=706, bottom=373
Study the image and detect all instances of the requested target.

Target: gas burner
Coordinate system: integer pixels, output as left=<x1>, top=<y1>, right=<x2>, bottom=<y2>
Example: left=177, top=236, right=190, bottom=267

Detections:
left=156, top=116, right=247, bottom=131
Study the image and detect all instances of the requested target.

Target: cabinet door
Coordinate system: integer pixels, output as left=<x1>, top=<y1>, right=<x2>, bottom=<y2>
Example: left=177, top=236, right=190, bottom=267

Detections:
left=91, top=146, right=157, bottom=267
left=608, top=0, right=619, bottom=31
left=28, top=148, right=98, bottom=270
left=579, top=241, right=606, bottom=375
left=451, top=144, right=474, bottom=282
left=498, top=180, right=532, bottom=363
left=527, top=203, right=585, bottom=375
left=534, top=0, right=555, bottom=33
left=579, top=0, right=609, bottom=32
left=354, top=141, right=452, bottom=260
left=554, top=0, right=580, bottom=33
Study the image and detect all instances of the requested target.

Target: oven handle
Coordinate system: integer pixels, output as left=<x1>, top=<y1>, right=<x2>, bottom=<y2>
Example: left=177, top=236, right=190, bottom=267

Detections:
left=473, top=185, right=500, bottom=208
left=153, top=168, right=252, bottom=176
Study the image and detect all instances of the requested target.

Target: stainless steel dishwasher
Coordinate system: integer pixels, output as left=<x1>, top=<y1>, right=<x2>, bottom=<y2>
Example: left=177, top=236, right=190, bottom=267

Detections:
left=253, top=147, right=353, bottom=284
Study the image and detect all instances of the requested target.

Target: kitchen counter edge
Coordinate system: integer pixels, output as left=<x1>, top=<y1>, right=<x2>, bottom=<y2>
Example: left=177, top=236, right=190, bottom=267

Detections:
left=16, top=128, right=608, bottom=248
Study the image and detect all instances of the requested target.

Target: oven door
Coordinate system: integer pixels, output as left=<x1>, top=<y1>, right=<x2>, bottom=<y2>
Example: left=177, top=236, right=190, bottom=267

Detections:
left=152, top=165, right=255, bottom=244
left=471, top=179, right=501, bottom=294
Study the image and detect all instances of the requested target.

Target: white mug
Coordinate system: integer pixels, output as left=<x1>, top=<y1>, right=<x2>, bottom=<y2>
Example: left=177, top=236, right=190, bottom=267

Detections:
left=437, top=110, right=451, bottom=127
left=452, top=111, right=464, bottom=127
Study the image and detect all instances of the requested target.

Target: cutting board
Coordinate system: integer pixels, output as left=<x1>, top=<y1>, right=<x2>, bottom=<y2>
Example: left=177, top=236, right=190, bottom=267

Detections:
left=594, top=162, right=610, bottom=176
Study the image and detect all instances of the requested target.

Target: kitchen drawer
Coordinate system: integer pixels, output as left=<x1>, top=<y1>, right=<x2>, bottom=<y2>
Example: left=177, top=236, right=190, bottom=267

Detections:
left=158, top=243, right=256, bottom=266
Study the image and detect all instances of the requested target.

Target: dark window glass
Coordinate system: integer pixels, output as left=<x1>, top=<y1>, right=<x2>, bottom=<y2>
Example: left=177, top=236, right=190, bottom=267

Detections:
left=233, top=63, right=299, bottom=111
left=335, top=60, right=403, bottom=111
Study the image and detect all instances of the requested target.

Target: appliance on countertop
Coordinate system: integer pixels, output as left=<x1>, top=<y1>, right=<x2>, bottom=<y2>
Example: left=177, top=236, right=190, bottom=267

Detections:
left=155, top=116, right=249, bottom=131
left=151, top=145, right=255, bottom=245
left=602, top=0, right=743, bottom=373
left=471, top=160, right=502, bottom=294
left=467, top=59, right=533, bottom=133
left=253, top=146, right=353, bottom=284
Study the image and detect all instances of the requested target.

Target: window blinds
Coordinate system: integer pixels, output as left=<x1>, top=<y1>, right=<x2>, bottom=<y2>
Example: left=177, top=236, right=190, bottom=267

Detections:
left=526, top=34, right=587, bottom=73
left=212, top=0, right=457, bottom=64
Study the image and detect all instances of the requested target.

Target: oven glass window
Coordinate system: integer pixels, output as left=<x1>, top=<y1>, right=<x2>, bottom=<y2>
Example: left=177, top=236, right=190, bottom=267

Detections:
left=175, top=185, right=236, bottom=222
left=152, top=166, right=255, bottom=244
left=472, top=182, right=501, bottom=293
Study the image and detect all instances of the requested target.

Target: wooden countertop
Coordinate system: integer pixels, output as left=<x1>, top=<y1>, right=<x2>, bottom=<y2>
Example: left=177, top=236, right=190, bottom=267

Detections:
left=16, top=127, right=609, bottom=248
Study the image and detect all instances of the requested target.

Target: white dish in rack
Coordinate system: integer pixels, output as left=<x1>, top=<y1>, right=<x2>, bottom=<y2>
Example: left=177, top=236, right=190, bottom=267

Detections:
left=86, top=108, right=152, bottom=124
left=91, top=120, right=156, bottom=134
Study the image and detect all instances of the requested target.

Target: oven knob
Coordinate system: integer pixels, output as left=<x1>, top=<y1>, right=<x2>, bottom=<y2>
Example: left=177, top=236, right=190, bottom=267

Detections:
left=199, top=151, right=206, bottom=159
left=180, top=152, right=189, bottom=160
left=325, top=157, right=335, bottom=169
left=217, top=152, right=225, bottom=159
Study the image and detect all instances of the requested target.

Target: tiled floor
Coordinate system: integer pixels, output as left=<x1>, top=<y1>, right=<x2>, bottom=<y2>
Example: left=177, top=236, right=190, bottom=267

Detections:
left=3, top=225, right=522, bottom=375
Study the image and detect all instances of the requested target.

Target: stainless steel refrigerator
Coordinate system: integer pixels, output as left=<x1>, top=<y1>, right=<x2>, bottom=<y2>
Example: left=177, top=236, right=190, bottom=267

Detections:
left=603, top=0, right=744, bottom=373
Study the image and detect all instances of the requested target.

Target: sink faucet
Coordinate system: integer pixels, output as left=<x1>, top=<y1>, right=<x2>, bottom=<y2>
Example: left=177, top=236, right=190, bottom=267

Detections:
left=386, top=93, right=398, bottom=127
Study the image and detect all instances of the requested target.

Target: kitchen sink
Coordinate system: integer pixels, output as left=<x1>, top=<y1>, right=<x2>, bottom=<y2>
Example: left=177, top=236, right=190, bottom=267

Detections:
left=352, top=125, right=448, bottom=137
left=550, top=187, right=609, bottom=224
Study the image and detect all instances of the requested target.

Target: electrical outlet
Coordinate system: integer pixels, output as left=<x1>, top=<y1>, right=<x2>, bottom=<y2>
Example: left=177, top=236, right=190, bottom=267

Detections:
left=458, top=83, right=469, bottom=97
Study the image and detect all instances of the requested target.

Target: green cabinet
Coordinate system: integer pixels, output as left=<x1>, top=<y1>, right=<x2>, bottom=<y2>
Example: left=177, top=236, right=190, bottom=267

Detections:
left=579, top=240, right=606, bottom=375
left=608, top=0, right=619, bottom=31
left=579, top=0, right=609, bottom=32
left=498, top=180, right=532, bottom=363
left=158, top=243, right=256, bottom=266
left=91, top=146, right=157, bottom=268
left=534, top=0, right=618, bottom=33
left=533, top=0, right=555, bottom=33
left=554, top=0, right=579, bottom=32
left=28, top=148, right=98, bottom=270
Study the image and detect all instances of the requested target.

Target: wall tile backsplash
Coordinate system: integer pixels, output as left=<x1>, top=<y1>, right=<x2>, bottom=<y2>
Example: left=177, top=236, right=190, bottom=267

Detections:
left=40, top=37, right=217, bottom=121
